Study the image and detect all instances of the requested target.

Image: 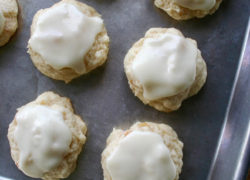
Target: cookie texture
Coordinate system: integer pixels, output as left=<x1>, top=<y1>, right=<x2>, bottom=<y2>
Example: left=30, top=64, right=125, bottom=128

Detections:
left=154, top=0, right=222, bottom=20
left=0, top=0, right=18, bottom=46
left=102, top=122, right=183, bottom=180
left=124, top=28, right=207, bottom=112
left=8, top=91, right=87, bottom=180
left=27, top=0, right=109, bottom=83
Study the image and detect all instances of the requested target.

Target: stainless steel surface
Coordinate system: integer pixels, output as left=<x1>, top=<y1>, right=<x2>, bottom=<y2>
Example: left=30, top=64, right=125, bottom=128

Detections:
left=208, top=18, right=250, bottom=180
left=0, top=0, right=249, bottom=180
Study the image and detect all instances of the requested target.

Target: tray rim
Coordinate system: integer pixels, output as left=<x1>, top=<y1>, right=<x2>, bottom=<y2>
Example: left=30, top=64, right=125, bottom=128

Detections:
left=207, top=17, right=250, bottom=180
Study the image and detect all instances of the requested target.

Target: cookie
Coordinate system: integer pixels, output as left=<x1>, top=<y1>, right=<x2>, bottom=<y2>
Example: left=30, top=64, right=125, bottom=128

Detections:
left=124, top=28, right=207, bottom=112
left=0, top=0, right=18, bottom=46
left=102, top=122, right=183, bottom=180
left=7, top=91, right=87, bottom=179
left=27, top=0, right=109, bottom=83
left=154, top=0, right=222, bottom=20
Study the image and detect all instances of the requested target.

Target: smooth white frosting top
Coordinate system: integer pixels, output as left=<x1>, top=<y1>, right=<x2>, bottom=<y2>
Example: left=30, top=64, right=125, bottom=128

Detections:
left=0, top=9, right=5, bottom=34
left=106, top=131, right=176, bottom=180
left=14, top=105, right=72, bottom=178
left=174, top=0, right=216, bottom=10
left=132, top=32, right=197, bottom=100
left=29, top=3, right=103, bottom=74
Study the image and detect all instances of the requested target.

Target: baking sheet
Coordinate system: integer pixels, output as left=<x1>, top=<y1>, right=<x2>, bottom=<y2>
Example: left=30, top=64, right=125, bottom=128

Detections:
left=208, top=18, right=250, bottom=180
left=0, top=0, right=249, bottom=180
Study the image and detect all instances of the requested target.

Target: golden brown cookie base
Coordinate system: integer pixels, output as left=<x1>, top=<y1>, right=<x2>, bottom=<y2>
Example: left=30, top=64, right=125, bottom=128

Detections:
left=7, top=91, right=87, bottom=180
left=101, top=122, right=183, bottom=180
left=27, top=0, right=110, bottom=83
left=124, top=28, right=207, bottom=112
left=154, top=0, right=222, bottom=20
left=0, top=0, right=18, bottom=46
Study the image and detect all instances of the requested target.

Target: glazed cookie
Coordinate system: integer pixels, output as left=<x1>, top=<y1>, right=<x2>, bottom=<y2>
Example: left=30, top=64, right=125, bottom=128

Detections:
left=154, top=0, right=222, bottom=20
left=124, top=28, right=207, bottom=112
left=0, top=0, right=18, bottom=46
left=28, top=0, right=109, bottom=83
left=8, top=91, right=87, bottom=179
left=102, top=122, right=183, bottom=180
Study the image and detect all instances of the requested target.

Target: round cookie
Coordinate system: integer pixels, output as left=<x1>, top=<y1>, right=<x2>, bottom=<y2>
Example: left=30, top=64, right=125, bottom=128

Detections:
left=154, top=0, right=222, bottom=20
left=124, top=28, right=207, bottom=112
left=7, top=91, right=87, bottom=179
left=0, top=0, right=18, bottom=46
left=102, top=122, right=183, bottom=180
left=27, top=0, right=109, bottom=83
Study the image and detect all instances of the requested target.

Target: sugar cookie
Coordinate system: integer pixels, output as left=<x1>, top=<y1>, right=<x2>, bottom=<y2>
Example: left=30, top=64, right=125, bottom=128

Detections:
left=0, top=0, right=18, bottom=46
left=154, top=0, right=222, bottom=20
left=28, top=0, right=109, bottom=83
left=102, top=122, right=183, bottom=180
left=8, top=91, right=87, bottom=179
left=124, top=28, right=207, bottom=112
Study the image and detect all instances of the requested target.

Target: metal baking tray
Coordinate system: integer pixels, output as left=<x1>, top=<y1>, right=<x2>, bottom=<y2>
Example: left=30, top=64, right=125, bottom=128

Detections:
left=0, top=0, right=249, bottom=180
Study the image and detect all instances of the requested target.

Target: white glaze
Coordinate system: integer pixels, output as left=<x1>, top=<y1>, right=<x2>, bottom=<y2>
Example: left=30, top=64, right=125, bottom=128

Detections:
left=132, top=33, right=197, bottom=100
left=174, top=0, right=216, bottom=10
left=14, top=105, right=72, bottom=178
left=0, top=9, right=5, bottom=34
left=29, top=3, right=103, bottom=73
left=106, top=131, right=176, bottom=180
